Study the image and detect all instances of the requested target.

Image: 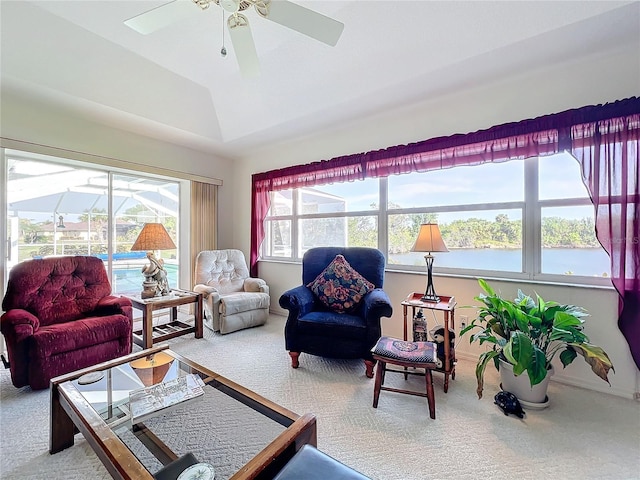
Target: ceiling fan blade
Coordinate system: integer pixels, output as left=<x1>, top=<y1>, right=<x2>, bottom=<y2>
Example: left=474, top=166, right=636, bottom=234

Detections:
left=228, top=14, right=260, bottom=78
left=263, top=0, right=344, bottom=47
left=124, top=0, right=195, bottom=35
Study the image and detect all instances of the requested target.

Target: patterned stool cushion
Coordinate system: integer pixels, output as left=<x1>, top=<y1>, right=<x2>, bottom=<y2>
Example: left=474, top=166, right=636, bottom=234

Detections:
left=372, top=336, right=437, bottom=364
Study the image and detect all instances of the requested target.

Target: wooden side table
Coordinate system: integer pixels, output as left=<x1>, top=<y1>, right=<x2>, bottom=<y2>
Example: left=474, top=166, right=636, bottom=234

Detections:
left=125, top=289, right=204, bottom=349
left=401, top=292, right=457, bottom=392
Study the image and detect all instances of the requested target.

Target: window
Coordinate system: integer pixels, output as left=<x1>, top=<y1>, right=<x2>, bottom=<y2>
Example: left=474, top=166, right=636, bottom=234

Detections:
left=262, top=152, right=609, bottom=284
left=538, top=152, right=610, bottom=278
left=387, top=161, right=525, bottom=273
left=4, top=149, right=182, bottom=295
left=263, top=178, right=379, bottom=259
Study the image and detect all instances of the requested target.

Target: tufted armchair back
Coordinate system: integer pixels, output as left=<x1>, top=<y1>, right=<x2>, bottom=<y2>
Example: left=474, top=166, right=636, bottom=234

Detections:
left=194, top=249, right=251, bottom=294
left=194, top=249, right=270, bottom=334
left=2, top=256, right=114, bottom=326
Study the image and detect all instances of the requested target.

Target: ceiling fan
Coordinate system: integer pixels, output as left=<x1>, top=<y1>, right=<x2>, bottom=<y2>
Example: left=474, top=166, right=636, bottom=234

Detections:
left=124, top=0, right=344, bottom=77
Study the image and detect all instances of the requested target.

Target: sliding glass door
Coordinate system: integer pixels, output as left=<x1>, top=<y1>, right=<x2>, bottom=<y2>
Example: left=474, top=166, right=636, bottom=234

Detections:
left=3, top=149, right=180, bottom=295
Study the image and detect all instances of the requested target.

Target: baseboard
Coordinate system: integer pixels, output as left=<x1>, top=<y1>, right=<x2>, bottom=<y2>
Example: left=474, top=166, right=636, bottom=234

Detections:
left=454, top=351, right=634, bottom=400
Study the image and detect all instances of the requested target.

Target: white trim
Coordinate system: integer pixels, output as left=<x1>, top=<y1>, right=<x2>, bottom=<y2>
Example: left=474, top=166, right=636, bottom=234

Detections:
left=1, top=137, right=222, bottom=186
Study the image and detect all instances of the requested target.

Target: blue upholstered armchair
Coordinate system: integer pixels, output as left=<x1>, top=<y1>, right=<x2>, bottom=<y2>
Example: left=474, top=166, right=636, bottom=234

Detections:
left=279, top=247, right=393, bottom=378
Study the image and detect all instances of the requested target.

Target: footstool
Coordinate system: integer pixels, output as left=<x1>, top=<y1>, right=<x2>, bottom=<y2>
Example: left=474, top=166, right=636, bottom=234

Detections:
left=371, top=336, right=438, bottom=419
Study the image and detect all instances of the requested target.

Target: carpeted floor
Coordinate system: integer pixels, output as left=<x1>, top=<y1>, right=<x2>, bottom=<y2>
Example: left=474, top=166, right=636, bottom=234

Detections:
left=1, top=314, right=639, bottom=480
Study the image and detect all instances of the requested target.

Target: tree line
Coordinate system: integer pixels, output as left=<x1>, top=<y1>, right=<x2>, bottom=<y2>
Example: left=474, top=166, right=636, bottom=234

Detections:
left=346, top=213, right=599, bottom=253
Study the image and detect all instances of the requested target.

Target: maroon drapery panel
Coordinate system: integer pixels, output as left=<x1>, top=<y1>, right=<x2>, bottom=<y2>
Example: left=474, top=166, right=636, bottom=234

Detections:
left=250, top=97, right=640, bottom=367
left=571, top=113, right=640, bottom=369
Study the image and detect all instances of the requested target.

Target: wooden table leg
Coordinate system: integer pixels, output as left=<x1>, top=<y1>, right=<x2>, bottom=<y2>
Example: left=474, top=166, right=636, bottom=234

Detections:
left=143, top=304, right=153, bottom=349
left=402, top=304, right=408, bottom=341
left=50, top=384, right=75, bottom=454
left=195, top=294, right=203, bottom=339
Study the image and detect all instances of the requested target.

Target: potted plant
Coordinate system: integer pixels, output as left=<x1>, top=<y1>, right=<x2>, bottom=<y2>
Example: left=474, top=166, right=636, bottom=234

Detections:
left=461, top=279, right=614, bottom=403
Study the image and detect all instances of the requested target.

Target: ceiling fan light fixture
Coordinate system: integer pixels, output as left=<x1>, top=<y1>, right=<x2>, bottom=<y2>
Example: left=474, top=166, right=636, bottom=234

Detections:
left=192, top=0, right=211, bottom=10
left=220, top=0, right=240, bottom=13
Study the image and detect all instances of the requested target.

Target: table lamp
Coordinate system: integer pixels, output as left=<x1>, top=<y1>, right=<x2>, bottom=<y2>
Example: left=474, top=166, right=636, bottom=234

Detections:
left=411, top=223, right=448, bottom=302
left=131, top=223, right=176, bottom=298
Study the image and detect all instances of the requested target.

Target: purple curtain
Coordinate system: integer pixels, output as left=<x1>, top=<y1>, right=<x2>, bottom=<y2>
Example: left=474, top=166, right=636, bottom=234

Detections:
left=571, top=113, right=640, bottom=369
left=250, top=98, right=640, bottom=367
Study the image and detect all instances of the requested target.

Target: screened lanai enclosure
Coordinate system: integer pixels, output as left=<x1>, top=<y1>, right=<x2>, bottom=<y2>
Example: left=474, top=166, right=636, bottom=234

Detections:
left=5, top=149, right=181, bottom=295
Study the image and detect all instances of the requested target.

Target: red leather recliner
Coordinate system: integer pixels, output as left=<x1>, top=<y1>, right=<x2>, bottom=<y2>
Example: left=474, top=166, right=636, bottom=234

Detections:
left=1, top=256, right=133, bottom=390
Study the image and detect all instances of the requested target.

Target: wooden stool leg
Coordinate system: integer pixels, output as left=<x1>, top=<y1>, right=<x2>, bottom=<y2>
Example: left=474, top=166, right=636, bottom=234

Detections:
left=425, top=369, right=436, bottom=419
left=372, top=360, right=385, bottom=408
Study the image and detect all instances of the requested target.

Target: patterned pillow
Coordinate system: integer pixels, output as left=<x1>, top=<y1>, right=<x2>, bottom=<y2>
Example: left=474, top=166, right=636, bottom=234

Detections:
left=307, top=254, right=375, bottom=313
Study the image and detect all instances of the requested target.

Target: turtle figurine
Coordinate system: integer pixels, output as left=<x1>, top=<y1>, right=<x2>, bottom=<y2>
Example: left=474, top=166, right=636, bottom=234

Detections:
left=494, top=391, right=526, bottom=418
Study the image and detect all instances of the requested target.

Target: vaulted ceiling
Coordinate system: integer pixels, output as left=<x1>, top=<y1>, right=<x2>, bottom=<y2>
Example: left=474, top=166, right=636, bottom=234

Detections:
left=1, top=1, right=639, bottom=158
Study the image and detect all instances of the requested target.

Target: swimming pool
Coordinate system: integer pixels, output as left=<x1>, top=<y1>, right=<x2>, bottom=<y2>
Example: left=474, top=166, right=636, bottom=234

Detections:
left=111, top=262, right=179, bottom=295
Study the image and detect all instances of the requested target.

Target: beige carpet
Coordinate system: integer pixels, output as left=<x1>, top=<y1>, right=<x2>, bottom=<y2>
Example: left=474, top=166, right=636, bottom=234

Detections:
left=1, top=315, right=639, bottom=480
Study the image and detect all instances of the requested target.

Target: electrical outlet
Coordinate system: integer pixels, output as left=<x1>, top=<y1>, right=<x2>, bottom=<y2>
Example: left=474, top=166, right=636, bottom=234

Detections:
left=460, top=315, right=468, bottom=330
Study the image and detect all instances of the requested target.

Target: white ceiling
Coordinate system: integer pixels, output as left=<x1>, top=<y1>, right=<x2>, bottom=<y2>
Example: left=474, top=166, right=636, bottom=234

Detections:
left=1, top=1, right=639, bottom=159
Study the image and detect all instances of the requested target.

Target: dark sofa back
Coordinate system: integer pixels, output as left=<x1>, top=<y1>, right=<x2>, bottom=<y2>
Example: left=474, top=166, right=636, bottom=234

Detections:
left=302, top=247, right=386, bottom=288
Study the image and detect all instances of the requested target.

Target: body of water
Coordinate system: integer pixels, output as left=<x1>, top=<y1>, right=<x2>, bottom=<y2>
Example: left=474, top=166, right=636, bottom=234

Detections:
left=389, top=248, right=610, bottom=277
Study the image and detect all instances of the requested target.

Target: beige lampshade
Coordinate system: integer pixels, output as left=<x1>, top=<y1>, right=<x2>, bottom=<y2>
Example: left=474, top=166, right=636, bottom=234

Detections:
left=411, top=223, right=449, bottom=253
left=131, top=223, right=176, bottom=251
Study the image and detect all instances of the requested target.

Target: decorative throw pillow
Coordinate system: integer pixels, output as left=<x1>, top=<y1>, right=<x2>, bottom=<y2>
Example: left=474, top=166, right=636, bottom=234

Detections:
left=307, top=254, right=375, bottom=313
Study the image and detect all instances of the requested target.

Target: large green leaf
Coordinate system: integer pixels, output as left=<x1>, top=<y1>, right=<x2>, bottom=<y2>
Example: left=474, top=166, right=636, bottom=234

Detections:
left=506, top=332, right=534, bottom=375
left=478, top=278, right=494, bottom=296
left=559, top=347, right=577, bottom=367
left=553, top=311, right=583, bottom=329
left=512, top=308, right=531, bottom=334
left=516, top=290, right=536, bottom=310
left=525, top=348, right=549, bottom=386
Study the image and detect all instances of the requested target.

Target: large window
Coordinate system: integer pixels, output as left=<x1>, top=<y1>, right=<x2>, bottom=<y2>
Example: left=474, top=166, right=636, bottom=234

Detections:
left=4, top=149, right=182, bottom=295
left=262, top=152, right=610, bottom=284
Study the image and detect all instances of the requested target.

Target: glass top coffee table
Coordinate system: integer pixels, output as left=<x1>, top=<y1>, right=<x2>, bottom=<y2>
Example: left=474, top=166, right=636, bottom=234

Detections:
left=50, top=344, right=316, bottom=480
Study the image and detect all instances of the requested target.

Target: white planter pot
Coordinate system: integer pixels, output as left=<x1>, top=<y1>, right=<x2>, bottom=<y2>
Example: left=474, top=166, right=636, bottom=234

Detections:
left=499, top=358, right=553, bottom=407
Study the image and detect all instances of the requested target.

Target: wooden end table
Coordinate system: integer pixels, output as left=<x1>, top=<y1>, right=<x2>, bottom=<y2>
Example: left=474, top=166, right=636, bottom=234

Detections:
left=125, top=289, right=204, bottom=349
left=401, top=292, right=457, bottom=392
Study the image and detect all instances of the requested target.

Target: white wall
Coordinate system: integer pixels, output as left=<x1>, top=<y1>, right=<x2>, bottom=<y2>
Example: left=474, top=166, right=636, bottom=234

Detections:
left=234, top=44, right=640, bottom=399
left=0, top=86, right=236, bottom=250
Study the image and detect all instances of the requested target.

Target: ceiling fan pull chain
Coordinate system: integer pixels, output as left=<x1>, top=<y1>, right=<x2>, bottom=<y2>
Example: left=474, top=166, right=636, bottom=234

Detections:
left=221, top=11, right=227, bottom=57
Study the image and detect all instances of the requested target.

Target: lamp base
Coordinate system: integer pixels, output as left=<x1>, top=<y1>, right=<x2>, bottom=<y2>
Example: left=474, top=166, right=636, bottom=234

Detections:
left=421, top=253, right=440, bottom=303
left=420, top=294, right=440, bottom=303
left=141, top=279, right=158, bottom=299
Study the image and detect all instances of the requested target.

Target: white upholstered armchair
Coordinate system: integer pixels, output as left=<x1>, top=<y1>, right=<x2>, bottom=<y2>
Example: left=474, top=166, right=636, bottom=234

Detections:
left=193, top=249, right=270, bottom=334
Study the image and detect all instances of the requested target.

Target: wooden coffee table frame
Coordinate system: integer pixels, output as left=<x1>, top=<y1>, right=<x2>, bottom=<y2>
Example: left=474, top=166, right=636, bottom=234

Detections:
left=126, top=290, right=204, bottom=349
left=50, top=345, right=317, bottom=480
